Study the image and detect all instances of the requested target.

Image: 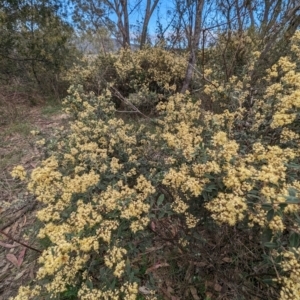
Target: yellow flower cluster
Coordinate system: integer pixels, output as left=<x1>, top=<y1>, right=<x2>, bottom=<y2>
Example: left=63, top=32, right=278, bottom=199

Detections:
left=213, top=131, right=228, bottom=146
left=104, top=246, right=127, bottom=278
left=78, top=282, right=139, bottom=300
left=163, top=166, right=208, bottom=197
left=185, top=212, right=199, bottom=228
left=110, top=157, right=123, bottom=174
left=269, top=215, right=285, bottom=232
left=68, top=200, right=102, bottom=232
left=248, top=205, right=266, bottom=227
left=36, top=138, right=45, bottom=146
left=115, top=47, right=187, bottom=88
left=11, top=165, right=26, bottom=181
left=121, top=175, right=155, bottom=233
left=120, top=282, right=139, bottom=300
left=171, top=196, right=189, bottom=214
left=205, top=193, right=247, bottom=226
left=280, top=128, right=300, bottom=144
left=278, top=248, right=300, bottom=300
left=78, top=284, right=119, bottom=300
left=96, top=220, right=119, bottom=243
left=157, top=94, right=202, bottom=161
left=36, top=246, right=90, bottom=296
left=27, top=156, right=62, bottom=204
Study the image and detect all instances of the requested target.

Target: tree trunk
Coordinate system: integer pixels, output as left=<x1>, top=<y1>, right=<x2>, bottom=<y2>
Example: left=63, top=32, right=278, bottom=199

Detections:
left=140, top=0, right=159, bottom=49
left=121, top=0, right=130, bottom=47
left=181, top=0, right=204, bottom=94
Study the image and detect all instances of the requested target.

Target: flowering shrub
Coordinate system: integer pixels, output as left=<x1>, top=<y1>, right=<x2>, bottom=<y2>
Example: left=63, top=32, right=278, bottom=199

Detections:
left=63, top=54, right=118, bottom=95
left=65, top=47, right=187, bottom=111
left=10, top=32, right=300, bottom=300
left=202, top=31, right=300, bottom=299
left=114, top=47, right=187, bottom=95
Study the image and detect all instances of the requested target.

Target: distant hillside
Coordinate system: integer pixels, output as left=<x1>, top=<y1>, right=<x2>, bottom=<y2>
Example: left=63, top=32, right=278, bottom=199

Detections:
left=75, top=37, right=139, bottom=54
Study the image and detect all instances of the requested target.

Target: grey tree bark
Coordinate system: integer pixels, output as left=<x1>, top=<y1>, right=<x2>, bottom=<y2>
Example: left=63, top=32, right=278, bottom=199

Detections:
left=140, top=0, right=160, bottom=49
left=181, top=0, right=205, bottom=94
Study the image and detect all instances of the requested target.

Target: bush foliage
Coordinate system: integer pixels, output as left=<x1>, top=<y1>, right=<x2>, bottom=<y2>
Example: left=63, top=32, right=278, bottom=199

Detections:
left=65, top=47, right=187, bottom=111
left=0, top=1, right=77, bottom=103
left=10, top=31, right=300, bottom=300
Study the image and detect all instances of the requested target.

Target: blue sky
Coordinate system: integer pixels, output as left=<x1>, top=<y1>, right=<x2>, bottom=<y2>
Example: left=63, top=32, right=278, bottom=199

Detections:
left=105, top=1, right=174, bottom=38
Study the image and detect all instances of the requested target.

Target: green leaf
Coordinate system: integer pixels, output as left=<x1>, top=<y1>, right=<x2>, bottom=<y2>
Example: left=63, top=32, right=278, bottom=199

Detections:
left=86, top=280, right=93, bottom=289
left=289, top=232, right=300, bottom=248
left=247, top=193, right=261, bottom=200
left=288, top=187, right=297, bottom=197
left=204, top=184, right=217, bottom=192
left=165, top=203, right=171, bottom=210
left=261, top=228, right=273, bottom=244
left=286, top=163, right=300, bottom=170
left=109, top=278, right=116, bottom=289
left=278, top=203, right=287, bottom=210
left=61, top=286, right=78, bottom=299
left=294, top=212, right=300, bottom=222
left=167, top=210, right=174, bottom=216
left=286, top=196, right=300, bottom=204
left=264, top=242, right=277, bottom=248
left=192, top=232, right=207, bottom=243
left=150, top=197, right=155, bottom=206
left=125, top=258, right=131, bottom=275
left=158, top=211, right=165, bottom=218
left=261, top=203, right=272, bottom=209
left=262, top=278, right=275, bottom=285
left=266, top=209, right=275, bottom=221
left=157, top=194, right=164, bottom=206
left=275, top=255, right=283, bottom=264
left=129, top=271, right=135, bottom=281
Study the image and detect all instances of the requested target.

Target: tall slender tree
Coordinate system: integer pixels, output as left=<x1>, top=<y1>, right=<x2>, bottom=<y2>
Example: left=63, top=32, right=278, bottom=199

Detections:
left=181, top=0, right=205, bottom=93
left=139, top=0, right=160, bottom=48
left=72, top=0, right=160, bottom=49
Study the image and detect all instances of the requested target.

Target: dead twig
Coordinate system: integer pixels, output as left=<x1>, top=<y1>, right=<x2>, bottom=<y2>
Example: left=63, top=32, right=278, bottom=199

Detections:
left=0, top=229, right=42, bottom=253
left=109, top=85, right=153, bottom=120
left=0, top=200, right=37, bottom=231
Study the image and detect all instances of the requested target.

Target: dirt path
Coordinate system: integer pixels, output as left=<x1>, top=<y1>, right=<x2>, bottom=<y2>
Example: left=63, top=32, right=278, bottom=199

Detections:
left=0, top=102, right=69, bottom=300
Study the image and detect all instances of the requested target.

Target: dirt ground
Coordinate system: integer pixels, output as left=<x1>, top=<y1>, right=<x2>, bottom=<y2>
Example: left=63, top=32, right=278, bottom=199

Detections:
left=0, top=99, right=69, bottom=300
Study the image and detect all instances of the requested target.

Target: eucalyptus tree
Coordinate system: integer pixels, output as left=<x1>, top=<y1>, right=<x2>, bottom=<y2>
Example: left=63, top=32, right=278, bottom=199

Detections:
left=72, top=0, right=160, bottom=48
left=180, top=0, right=205, bottom=93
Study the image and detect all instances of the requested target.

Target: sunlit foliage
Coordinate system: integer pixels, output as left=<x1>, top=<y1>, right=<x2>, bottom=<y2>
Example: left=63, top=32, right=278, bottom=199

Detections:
left=10, top=30, right=300, bottom=300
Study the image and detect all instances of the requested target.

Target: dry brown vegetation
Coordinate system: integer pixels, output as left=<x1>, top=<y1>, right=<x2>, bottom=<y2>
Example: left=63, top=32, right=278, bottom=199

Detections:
left=0, top=94, right=68, bottom=300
